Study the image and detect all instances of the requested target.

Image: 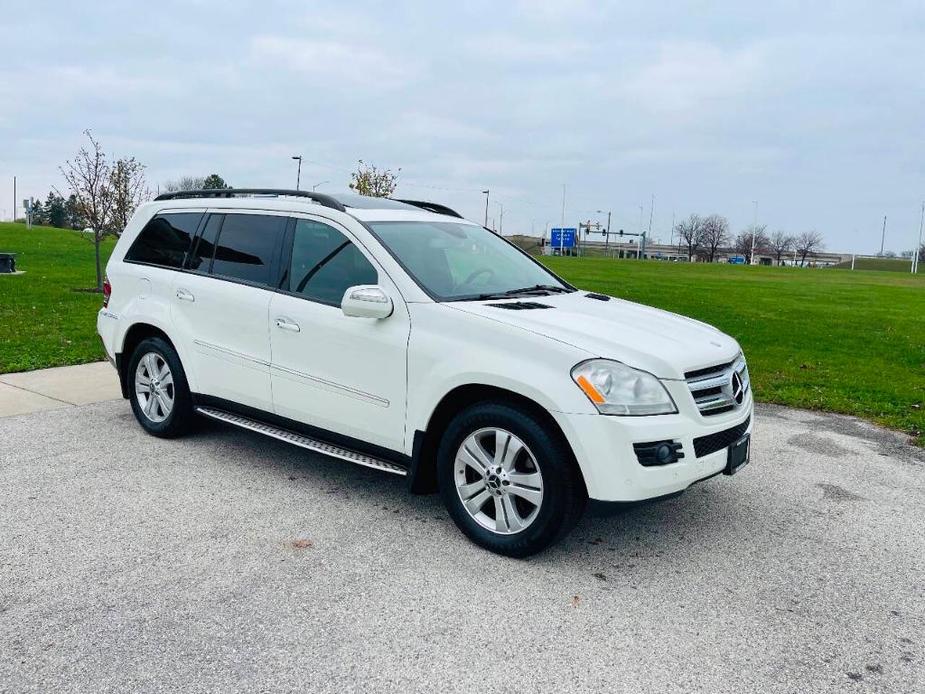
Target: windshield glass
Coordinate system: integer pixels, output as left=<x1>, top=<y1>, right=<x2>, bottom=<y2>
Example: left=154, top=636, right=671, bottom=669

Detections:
left=368, top=221, right=571, bottom=301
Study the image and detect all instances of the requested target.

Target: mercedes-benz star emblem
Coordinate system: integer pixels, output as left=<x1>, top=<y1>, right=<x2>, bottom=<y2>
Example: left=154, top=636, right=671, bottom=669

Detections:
left=730, top=371, right=745, bottom=405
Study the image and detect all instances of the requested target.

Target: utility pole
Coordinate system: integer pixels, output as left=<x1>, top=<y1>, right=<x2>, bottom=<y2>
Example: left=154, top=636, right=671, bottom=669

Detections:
left=497, top=201, right=504, bottom=235
left=482, top=189, right=490, bottom=228
left=561, top=184, right=566, bottom=227
left=13, top=176, right=16, bottom=222
left=879, top=215, right=887, bottom=256
left=647, top=194, right=655, bottom=237
left=914, top=202, right=924, bottom=274
left=750, top=200, right=758, bottom=265
left=291, top=155, right=302, bottom=190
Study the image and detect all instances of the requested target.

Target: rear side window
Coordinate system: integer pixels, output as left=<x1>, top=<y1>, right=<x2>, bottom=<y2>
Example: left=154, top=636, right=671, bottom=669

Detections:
left=125, top=213, right=202, bottom=268
left=187, top=214, right=222, bottom=272
left=210, top=214, right=285, bottom=285
left=287, top=219, right=378, bottom=305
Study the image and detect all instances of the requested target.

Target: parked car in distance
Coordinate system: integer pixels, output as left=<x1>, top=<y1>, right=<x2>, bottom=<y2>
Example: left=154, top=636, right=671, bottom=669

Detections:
left=98, top=189, right=753, bottom=557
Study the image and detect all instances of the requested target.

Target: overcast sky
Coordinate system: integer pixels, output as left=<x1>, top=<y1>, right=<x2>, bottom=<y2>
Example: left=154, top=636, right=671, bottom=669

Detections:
left=2, top=0, right=924, bottom=253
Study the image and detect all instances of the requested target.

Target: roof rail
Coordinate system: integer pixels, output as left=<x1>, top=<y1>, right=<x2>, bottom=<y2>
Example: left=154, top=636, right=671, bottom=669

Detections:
left=154, top=188, right=347, bottom=212
left=394, top=199, right=464, bottom=219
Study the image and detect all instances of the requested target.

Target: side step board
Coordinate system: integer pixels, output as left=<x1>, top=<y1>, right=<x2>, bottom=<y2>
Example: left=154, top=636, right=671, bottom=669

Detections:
left=195, top=406, right=408, bottom=476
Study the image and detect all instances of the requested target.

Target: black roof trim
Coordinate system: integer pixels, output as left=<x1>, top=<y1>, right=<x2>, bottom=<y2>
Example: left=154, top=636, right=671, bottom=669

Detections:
left=154, top=188, right=347, bottom=212
left=394, top=199, right=464, bottom=218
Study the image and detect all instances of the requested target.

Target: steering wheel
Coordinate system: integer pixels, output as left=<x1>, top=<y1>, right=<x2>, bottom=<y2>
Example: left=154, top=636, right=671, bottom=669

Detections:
left=459, top=267, right=496, bottom=288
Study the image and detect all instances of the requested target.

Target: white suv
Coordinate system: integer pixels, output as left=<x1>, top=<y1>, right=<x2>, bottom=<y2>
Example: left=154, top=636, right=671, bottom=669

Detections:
left=98, top=189, right=753, bottom=556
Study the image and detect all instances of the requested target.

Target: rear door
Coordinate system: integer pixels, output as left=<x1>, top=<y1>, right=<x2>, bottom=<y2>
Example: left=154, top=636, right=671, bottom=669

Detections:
left=170, top=211, right=286, bottom=412
left=268, top=215, right=410, bottom=452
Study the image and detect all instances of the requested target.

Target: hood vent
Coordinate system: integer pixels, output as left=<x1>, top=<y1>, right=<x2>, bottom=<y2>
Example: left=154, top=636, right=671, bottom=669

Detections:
left=486, top=301, right=553, bottom=310
left=585, top=292, right=610, bottom=301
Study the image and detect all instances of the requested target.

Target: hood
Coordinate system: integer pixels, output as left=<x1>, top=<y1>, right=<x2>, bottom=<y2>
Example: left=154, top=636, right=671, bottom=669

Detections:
left=449, top=291, right=741, bottom=380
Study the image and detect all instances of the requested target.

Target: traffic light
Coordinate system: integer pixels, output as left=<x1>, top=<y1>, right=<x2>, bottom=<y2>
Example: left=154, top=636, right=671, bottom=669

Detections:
left=619, top=229, right=624, bottom=236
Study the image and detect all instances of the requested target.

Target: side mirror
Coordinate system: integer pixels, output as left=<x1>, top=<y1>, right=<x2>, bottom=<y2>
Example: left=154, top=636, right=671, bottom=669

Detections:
left=341, top=285, right=394, bottom=319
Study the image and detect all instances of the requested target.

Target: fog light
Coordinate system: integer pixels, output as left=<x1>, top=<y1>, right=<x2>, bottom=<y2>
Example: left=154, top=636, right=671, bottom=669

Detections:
left=633, top=440, right=685, bottom=467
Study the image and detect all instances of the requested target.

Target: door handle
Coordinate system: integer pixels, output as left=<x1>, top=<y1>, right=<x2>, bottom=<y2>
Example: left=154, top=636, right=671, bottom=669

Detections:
left=176, top=288, right=195, bottom=302
left=275, top=318, right=301, bottom=333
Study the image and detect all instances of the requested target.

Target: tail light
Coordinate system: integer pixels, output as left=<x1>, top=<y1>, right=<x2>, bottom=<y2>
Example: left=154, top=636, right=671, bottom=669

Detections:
left=102, top=276, right=112, bottom=308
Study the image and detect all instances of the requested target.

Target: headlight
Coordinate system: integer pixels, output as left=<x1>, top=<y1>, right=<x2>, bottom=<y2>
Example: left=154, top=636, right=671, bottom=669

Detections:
left=571, top=359, right=677, bottom=416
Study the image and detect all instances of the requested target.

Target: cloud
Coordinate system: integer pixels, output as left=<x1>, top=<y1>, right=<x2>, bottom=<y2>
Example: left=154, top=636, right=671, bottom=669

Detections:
left=620, top=41, right=767, bottom=117
left=249, top=35, right=416, bottom=88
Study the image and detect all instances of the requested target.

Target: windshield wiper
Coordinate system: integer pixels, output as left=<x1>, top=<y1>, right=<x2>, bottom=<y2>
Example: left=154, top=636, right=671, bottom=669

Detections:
left=466, top=284, right=573, bottom=301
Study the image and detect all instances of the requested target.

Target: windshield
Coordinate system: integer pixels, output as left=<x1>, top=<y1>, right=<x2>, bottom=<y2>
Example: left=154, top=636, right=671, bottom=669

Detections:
left=368, top=221, right=572, bottom=301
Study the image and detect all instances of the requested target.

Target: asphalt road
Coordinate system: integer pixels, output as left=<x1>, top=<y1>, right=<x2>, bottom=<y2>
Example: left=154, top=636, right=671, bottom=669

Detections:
left=1, top=400, right=922, bottom=693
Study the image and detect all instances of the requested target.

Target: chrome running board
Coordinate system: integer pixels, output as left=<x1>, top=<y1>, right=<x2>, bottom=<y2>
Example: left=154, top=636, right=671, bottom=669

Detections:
left=195, top=406, right=408, bottom=476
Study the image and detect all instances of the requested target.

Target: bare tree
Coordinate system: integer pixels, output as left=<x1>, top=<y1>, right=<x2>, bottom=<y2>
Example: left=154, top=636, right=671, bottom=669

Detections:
left=58, top=130, right=114, bottom=291
left=767, top=230, right=795, bottom=265
left=675, top=214, right=702, bottom=261
left=349, top=160, right=400, bottom=197
left=162, top=175, right=205, bottom=193
left=109, top=157, right=150, bottom=234
left=700, top=214, right=730, bottom=263
left=795, top=230, right=825, bottom=267
left=733, top=225, right=769, bottom=260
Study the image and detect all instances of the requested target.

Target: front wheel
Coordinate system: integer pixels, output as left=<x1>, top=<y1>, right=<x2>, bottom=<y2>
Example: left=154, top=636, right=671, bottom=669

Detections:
left=437, top=402, right=586, bottom=557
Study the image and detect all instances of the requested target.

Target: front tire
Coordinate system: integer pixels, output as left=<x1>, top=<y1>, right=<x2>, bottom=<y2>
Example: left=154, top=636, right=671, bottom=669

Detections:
left=127, top=337, right=194, bottom=438
left=437, top=402, right=586, bottom=557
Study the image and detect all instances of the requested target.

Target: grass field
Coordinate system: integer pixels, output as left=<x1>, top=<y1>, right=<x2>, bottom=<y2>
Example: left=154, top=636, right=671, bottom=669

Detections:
left=0, top=222, right=115, bottom=373
left=541, top=256, right=925, bottom=445
left=1, top=223, right=922, bottom=444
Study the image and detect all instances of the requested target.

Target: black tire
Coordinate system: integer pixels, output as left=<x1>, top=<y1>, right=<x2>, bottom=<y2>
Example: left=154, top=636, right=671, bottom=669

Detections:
left=437, top=401, right=586, bottom=558
left=127, top=336, right=195, bottom=438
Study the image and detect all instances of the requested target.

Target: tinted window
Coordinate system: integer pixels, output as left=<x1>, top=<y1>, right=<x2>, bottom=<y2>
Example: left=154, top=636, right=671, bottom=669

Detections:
left=125, top=213, right=202, bottom=268
left=210, top=214, right=285, bottom=285
left=288, top=220, right=378, bottom=305
left=187, top=214, right=223, bottom=271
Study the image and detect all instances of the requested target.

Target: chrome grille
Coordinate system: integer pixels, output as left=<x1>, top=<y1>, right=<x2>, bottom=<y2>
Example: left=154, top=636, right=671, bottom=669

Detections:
left=685, top=355, right=750, bottom=416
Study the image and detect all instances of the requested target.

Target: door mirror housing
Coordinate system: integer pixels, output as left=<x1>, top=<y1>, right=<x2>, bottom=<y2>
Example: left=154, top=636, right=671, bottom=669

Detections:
left=341, top=285, right=394, bottom=319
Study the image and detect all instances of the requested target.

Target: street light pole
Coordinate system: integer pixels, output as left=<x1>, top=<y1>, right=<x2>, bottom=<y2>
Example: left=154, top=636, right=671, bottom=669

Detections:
left=312, top=180, right=329, bottom=191
left=497, top=201, right=504, bottom=235
left=914, top=201, right=924, bottom=274
left=750, top=200, right=758, bottom=265
left=482, top=190, right=490, bottom=228
left=291, top=155, right=303, bottom=190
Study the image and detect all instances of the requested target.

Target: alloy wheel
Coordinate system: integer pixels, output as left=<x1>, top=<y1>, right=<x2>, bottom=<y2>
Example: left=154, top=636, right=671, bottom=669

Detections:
left=134, top=352, right=175, bottom=423
left=454, top=427, right=544, bottom=535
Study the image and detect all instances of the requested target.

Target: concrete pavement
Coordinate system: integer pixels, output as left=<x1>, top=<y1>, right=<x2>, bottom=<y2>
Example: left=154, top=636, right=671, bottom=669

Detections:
left=0, top=397, right=922, bottom=693
left=0, top=362, right=120, bottom=417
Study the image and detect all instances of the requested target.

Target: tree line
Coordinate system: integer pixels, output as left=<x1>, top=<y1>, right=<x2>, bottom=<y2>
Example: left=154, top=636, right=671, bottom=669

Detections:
left=673, top=213, right=825, bottom=266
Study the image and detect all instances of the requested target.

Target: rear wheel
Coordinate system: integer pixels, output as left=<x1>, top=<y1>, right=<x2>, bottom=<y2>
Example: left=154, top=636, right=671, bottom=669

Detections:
left=127, top=337, right=194, bottom=438
left=438, top=402, right=586, bottom=557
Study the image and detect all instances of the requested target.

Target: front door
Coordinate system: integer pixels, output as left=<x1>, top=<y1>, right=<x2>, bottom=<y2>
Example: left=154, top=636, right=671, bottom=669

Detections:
left=269, top=216, right=410, bottom=453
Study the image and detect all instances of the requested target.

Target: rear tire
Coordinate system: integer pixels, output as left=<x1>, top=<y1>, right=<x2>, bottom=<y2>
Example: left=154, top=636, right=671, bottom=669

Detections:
left=127, top=337, right=194, bottom=438
left=437, top=401, right=586, bottom=557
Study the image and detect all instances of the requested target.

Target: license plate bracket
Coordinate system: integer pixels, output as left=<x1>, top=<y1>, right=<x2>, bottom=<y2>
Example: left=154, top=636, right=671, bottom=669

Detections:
left=725, top=433, right=750, bottom=475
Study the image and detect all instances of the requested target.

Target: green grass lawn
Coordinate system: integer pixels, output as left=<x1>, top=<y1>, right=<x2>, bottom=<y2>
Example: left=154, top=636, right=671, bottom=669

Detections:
left=0, top=222, right=115, bottom=373
left=1, top=222, right=922, bottom=444
left=541, top=256, right=925, bottom=445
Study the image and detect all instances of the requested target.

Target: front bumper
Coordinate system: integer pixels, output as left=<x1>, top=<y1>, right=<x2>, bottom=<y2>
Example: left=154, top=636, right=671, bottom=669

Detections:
left=553, top=383, right=753, bottom=502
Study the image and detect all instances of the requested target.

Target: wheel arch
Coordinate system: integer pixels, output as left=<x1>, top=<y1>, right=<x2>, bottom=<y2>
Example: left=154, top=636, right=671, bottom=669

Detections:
left=117, top=323, right=179, bottom=399
left=408, top=383, right=584, bottom=496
